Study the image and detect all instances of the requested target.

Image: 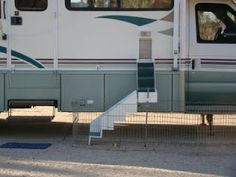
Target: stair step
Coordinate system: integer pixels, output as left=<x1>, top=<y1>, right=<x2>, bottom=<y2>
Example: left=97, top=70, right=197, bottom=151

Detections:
left=7, top=116, right=54, bottom=123
left=138, top=83, right=155, bottom=88
left=138, top=88, right=155, bottom=92
left=89, top=132, right=101, bottom=137
left=139, top=78, right=154, bottom=84
left=138, top=63, right=154, bottom=67
left=138, top=66, right=154, bottom=69
left=138, top=83, right=155, bottom=87
left=138, top=77, right=154, bottom=80
left=9, top=100, right=57, bottom=108
left=138, top=67, right=154, bottom=71
left=138, top=70, right=154, bottom=76
left=137, top=62, right=155, bottom=93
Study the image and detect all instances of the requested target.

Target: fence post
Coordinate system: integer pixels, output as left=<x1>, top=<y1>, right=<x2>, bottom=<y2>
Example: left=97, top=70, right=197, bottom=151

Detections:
left=72, top=112, right=79, bottom=141
left=144, top=89, right=150, bottom=147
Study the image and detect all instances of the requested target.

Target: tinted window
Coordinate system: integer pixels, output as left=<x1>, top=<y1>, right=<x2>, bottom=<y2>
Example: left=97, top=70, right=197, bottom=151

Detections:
left=66, top=0, right=173, bottom=10
left=196, top=3, right=236, bottom=43
left=122, top=0, right=172, bottom=9
left=15, top=0, right=47, bottom=11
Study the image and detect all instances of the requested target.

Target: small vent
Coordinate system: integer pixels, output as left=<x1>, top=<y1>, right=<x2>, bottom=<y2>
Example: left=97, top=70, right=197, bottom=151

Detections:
left=139, top=38, right=152, bottom=60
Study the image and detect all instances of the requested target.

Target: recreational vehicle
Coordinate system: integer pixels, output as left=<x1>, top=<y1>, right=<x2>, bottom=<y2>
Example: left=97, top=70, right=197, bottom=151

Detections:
left=0, top=0, right=236, bottom=142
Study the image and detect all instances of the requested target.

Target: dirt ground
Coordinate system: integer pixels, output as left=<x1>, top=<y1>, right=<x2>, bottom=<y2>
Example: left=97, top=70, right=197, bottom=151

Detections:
left=0, top=107, right=236, bottom=177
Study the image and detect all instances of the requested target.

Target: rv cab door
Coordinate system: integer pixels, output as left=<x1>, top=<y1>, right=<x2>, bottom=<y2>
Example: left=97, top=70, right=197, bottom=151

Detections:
left=187, top=0, right=236, bottom=106
left=189, top=0, right=236, bottom=62
left=7, top=0, right=55, bottom=69
left=0, top=0, right=8, bottom=69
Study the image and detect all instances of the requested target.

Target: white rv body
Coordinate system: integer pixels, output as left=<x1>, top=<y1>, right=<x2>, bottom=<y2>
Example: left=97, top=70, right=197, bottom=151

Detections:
left=0, top=0, right=235, bottom=113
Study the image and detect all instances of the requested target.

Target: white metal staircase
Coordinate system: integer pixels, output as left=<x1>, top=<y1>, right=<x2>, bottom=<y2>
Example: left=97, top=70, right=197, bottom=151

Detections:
left=88, top=91, right=138, bottom=145
left=88, top=61, right=158, bottom=145
left=88, top=32, right=158, bottom=145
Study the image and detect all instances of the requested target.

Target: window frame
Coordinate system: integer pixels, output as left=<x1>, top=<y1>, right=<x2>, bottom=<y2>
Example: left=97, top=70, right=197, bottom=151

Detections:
left=15, top=0, right=48, bottom=11
left=195, top=3, right=236, bottom=44
left=65, top=0, right=174, bottom=11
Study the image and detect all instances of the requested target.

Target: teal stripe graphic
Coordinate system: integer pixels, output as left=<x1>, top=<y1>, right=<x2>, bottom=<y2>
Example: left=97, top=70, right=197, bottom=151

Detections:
left=0, top=46, right=45, bottom=69
left=97, top=15, right=156, bottom=26
left=0, top=46, right=7, bottom=53
left=11, top=50, right=44, bottom=69
left=158, top=28, right=173, bottom=36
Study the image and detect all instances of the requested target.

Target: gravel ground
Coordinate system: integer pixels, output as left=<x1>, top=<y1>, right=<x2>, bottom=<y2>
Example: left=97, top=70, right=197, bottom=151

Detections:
left=1, top=136, right=236, bottom=177
left=0, top=108, right=236, bottom=177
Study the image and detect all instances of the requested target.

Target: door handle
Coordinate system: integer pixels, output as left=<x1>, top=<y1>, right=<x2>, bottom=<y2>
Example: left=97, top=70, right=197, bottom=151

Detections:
left=2, top=33, right=7, bottom=40
left=3, top=0, right=6, bottom=19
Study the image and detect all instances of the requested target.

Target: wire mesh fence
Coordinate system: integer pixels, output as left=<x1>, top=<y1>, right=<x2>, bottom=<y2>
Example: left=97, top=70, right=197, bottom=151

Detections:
left=71, top=104, right=236, bottom=147
left=1, top=104, right=236, bottom=147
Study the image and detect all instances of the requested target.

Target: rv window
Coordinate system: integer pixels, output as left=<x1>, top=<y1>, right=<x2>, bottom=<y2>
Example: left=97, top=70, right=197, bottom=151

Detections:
left=66, top=0, right=173, bottom=10
left=196, top=3, right=236, bottom=43
left=121, top=0, right=172, bottom=9
left=15, top=0, right=47, bottom=11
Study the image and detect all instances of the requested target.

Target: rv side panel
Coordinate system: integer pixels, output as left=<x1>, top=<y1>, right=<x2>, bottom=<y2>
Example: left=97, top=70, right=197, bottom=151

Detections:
left=61, top=72, right=105, bottom=112
left=104, top=72, right=136, bottom=110
left=60, top=71, right=137, bottom=112
left=5, top=71, right=60, bottom=108
left=156, top=72, right=172, bottom=112
left=172, top=71, right=185, bottom=112
left=186, top=71, right=236, bottom=105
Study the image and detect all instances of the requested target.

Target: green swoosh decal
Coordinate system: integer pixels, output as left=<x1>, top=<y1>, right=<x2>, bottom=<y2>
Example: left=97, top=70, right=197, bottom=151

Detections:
left=97, top=15, right=156, bottom=26
left=0, top=46, right=7, bottom=53
left=11, top=50, right=45, bottom=69
left=0, top=46, right=45, bottom=69
left=159, top=28, right=173, bottom=36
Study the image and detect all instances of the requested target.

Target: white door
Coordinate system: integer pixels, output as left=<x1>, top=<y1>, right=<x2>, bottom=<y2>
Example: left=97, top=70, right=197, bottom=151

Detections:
left=0, top=0, right=8, bottom=69
left=8, top=0, right=56, bottom=69
left=189, top=0, right=236, bottom=67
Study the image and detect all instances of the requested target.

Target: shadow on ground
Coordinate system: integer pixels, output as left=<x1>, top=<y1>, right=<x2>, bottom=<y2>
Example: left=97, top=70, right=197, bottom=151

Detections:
left=0, top=118, right=236, bottom=177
